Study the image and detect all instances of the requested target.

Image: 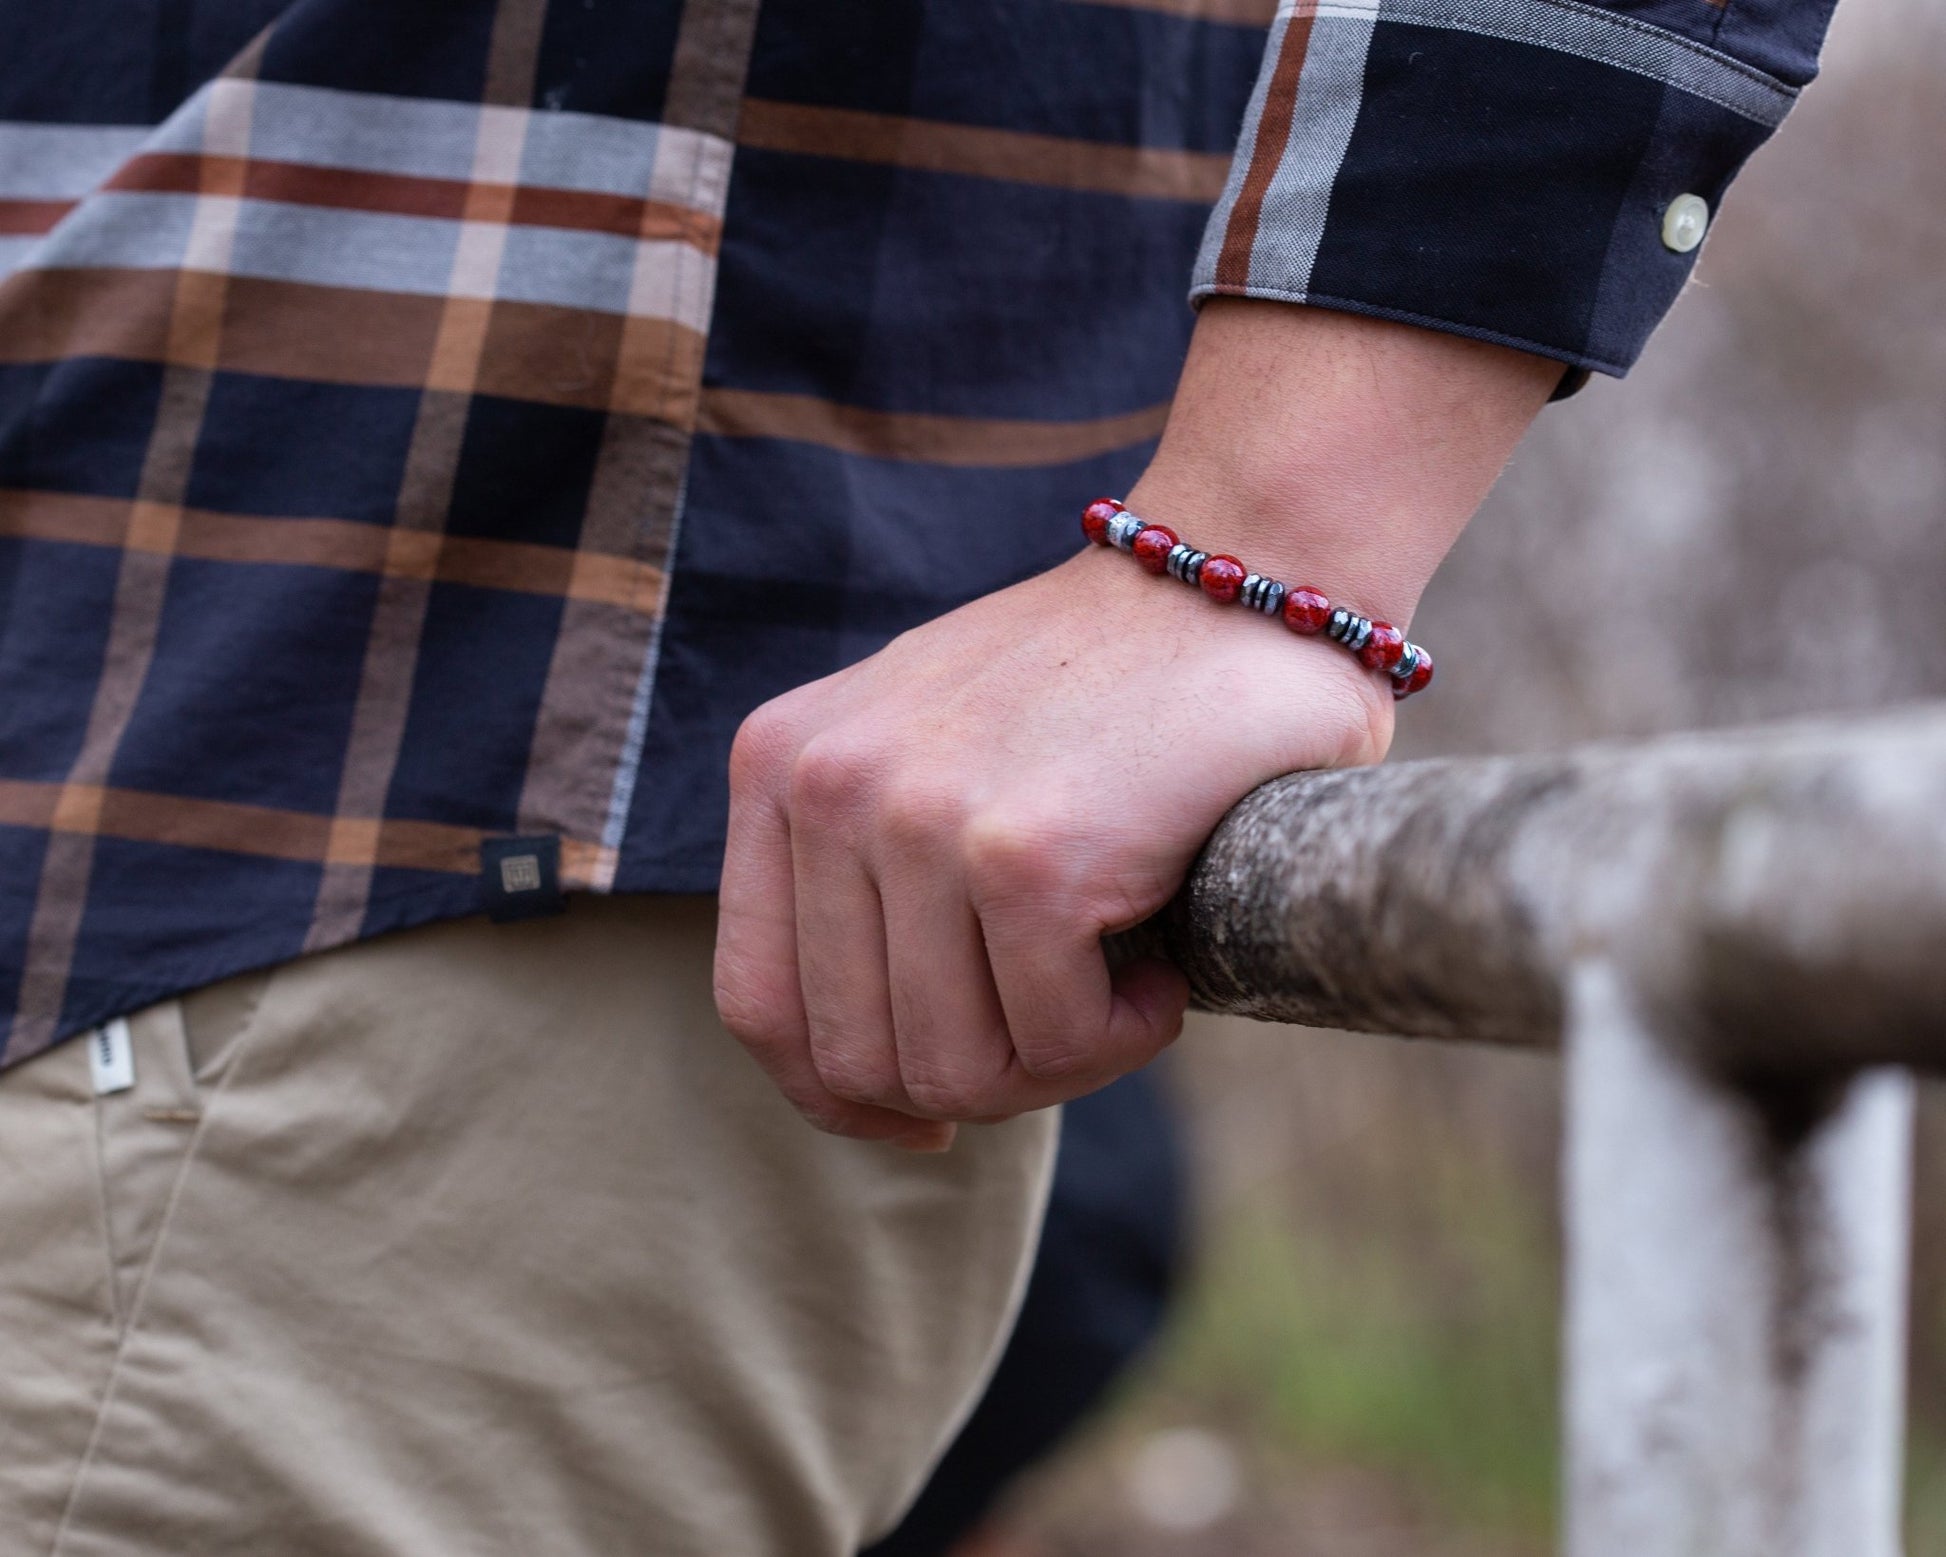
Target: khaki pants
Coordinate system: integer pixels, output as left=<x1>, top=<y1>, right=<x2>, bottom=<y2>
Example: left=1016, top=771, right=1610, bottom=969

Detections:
left=0, top=897, right=1057, bottom=1556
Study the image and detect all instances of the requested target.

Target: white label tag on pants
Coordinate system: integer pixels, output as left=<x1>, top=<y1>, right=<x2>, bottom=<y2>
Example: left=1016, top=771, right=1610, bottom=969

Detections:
left=90, top=1017, right=135, bottom=1095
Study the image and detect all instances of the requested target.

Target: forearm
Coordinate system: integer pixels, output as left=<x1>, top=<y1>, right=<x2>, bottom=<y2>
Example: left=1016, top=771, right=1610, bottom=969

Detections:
left=1126, top=298, right=1561, bottom=626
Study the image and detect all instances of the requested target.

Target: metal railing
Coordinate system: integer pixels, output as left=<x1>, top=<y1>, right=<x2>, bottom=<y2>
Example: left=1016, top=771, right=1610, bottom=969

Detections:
left=1117, top=705, right=1946, bottom=1557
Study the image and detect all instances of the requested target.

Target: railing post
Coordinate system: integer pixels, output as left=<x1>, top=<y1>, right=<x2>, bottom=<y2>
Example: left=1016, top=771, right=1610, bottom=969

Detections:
left=1564, top=960, right=1914, bottom=1557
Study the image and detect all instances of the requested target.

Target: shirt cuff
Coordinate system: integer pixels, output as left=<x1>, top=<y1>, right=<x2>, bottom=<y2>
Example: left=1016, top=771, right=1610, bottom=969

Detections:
left=1191, top=0, right=1808, bottom=381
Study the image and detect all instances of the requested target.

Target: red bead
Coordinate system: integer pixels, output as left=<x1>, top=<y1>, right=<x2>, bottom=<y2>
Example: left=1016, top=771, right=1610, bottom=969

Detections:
left=1394, top=649, right=1435, bottom=699
left=1282, top=586, right=1331, bottom=635
left=1359, top=621, right=1406, bottom=671
left=1130, top=524, right=1178, bottom=574
left=1198, top=554, right=1246, bottom=604
left=1080, top=498, right=1123, bottom=546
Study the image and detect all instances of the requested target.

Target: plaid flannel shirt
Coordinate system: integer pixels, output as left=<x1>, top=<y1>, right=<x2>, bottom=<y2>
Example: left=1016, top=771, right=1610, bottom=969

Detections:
left=0, top=0, right=1838, bottom=1067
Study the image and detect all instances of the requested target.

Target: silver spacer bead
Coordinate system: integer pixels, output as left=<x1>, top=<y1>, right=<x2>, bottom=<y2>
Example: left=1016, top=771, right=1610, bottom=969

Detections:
left=1326, top=607, right=1352, bottom=641
left=1344, top=616, right=1374, bottom=652
left=1107, top=512, right=1146, bottom=550
left=1390, top=643, right=1421, bottom=681
left=1166, top=546, right=1207, bottom=583
left=1255, top=579, right=1287, bottom=616
left=1240, top=573, right=1281, bottom=613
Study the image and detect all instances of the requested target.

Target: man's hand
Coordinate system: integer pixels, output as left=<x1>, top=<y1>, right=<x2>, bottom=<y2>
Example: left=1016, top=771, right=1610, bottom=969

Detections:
left=714, top=302, right=1561, bottom=1148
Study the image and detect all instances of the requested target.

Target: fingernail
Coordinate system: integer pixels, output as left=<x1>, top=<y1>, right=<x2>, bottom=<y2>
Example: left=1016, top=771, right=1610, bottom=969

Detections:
left=891, top=1125, right=956, bottom=1154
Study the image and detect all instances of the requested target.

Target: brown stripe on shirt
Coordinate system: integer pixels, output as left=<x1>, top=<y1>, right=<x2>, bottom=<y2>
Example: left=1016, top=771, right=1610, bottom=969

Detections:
left=739, top=100, right=1231, bottom=203
left=512, top=419, right=688, bottom=868
left=696, top=389, right=1172, bottom=468
left=0, top=198, right=74, bottom=236
left=104, top=153, right=723, bottom=249
left=482, top=0, right=548, bottom=108
left=301, top=391, right=464, bottom=950
left=0, top=270, right=708, bottom=411
left=663, top=0, right=765, bottom=139
left=0, top=779, right=484, bottom=874
left=1213, top=6, right=1318, bottom=288
left=0, top=489, right=665, bottom=607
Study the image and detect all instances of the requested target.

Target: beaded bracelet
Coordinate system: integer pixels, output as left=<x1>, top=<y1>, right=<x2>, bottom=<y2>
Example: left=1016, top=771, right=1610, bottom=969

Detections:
left=1081, top=498, right=1434, bottom=701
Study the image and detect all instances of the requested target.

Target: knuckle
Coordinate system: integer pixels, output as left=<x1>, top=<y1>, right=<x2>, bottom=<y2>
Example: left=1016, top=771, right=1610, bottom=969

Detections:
left=718, top=1002, right=793, bottom=1063
left=1012, top=1032, right=1094, bottom=1084
left=809, top=1044, right=900, bottom=1108
left=877, top=775, right=959, bottom=853
left=787, top=738, right=869, bottom=823
left=962, top=809, right=1077, bottom=904
left=713, top=980, right=780, bottom=1052
left=710, top=953, right=795, bottom=1055
left=899, top=1060, right=1000, bottom=1120
left=796, top=1099, right=863, bottom=1137
left=902, top=1080, right=976, bottom=1118
left=728, top=703, right=797, bottom=794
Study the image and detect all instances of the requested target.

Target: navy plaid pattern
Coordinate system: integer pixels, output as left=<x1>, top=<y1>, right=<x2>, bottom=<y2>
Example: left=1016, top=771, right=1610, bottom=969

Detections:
left=0, top=0, right=1834, bottom=1065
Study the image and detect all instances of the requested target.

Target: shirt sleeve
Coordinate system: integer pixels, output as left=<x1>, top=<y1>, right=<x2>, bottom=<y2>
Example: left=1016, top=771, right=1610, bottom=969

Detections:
left=1191, top=0, right=1840, bottom=384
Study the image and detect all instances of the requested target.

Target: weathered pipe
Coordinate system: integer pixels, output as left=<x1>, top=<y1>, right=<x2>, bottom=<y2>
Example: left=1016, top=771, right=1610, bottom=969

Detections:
left=1114, top=704, right=1946, bottom=1082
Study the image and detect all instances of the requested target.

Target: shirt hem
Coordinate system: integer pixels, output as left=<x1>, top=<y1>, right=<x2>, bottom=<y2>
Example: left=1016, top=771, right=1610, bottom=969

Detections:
left=1186, top=281, right=1635, bottom=380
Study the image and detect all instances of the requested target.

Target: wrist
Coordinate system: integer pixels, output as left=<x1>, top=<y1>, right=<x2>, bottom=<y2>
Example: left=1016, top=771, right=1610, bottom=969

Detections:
left=1121, top=464, right=1439, bottom=632
left=1128, top=299, right=1559, bottom=625
left=1075, top=498, right=1433, bottom=705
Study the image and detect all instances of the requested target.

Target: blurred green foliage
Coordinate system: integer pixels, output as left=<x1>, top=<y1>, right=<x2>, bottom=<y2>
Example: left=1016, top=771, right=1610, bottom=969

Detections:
left=1153, top=1188, right=1557, bottom=1545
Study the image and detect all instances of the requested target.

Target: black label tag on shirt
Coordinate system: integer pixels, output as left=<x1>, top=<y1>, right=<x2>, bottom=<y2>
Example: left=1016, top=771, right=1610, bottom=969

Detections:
left=481, top=835, right=566, bottom=923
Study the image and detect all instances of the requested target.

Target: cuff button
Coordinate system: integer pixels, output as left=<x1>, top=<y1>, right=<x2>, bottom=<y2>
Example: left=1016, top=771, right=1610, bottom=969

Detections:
left=1661, top=193, right=1710, bottom=254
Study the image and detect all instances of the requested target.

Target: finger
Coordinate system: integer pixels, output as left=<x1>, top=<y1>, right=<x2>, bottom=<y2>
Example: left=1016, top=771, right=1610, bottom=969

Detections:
left=980, top=912, right=1189, bottom=1093
left=790, top=798, right=921, bottom=1121
left=880, top=862, right=1040, bottom=1120
left=717, top=772, right=943, bottom=1147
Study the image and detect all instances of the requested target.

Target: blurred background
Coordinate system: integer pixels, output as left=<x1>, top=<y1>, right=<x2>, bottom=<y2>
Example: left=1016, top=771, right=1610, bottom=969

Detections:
left=976, top=0, right=1946, bottom=1550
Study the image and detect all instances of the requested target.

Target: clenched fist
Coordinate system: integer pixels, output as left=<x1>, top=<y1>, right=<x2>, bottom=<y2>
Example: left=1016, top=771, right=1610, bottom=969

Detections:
left=713, top=543, right=1394, bottom=1150
left=714, top=301, right=1562, bottom=1148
